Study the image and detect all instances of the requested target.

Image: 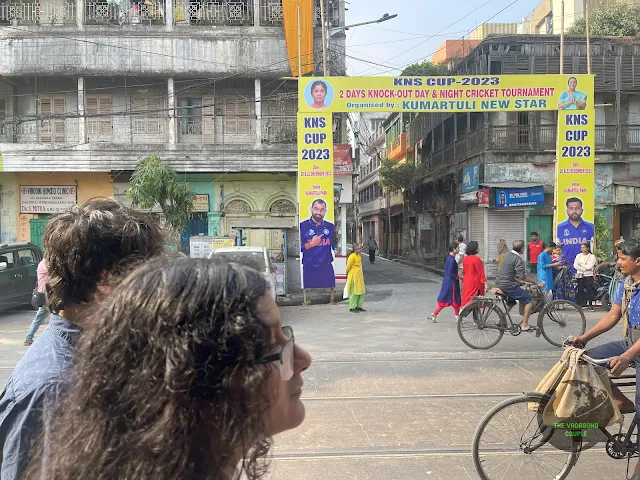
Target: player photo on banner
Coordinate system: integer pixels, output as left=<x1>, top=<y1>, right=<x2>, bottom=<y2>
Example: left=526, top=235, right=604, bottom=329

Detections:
left=300, top=198, right=335, bottom=289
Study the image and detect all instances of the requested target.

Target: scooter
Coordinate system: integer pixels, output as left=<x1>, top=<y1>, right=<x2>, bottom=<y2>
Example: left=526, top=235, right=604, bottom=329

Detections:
left=594, top=262, right=614, bottom=308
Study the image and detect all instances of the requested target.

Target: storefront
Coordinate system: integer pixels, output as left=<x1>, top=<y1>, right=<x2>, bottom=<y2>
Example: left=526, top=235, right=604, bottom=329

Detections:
left=463, top=180, right=544, bottom=277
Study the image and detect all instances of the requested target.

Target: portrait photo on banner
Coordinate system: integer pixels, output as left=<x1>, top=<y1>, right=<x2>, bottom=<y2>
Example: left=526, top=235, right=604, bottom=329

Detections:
left=299, top=197, right=335, bottom=289
left=304, top=79, right=335, bottom=111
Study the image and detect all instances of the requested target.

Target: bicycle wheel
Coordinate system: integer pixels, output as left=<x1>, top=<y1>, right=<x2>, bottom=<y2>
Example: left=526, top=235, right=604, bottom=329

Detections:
left=457, top=300, right=505, bottom=350
left=539, top=300, right=586, bottom=347
left=473, top=393, right=580, bottom=480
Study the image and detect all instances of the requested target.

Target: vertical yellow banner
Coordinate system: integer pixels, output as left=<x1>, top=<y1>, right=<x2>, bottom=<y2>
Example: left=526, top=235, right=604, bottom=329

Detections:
left=298, top=113, right=335, bottom=289
left=555, top=75, right=595, bottom=265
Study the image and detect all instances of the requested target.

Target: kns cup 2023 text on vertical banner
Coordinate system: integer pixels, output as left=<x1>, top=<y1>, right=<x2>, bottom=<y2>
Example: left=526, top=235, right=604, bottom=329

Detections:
left=297, top=113, right=336, bottom=290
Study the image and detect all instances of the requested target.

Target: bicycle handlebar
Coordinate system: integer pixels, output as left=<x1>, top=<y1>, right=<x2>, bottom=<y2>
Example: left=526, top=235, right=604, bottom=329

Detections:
left=563, top=338, right=613, bottom=370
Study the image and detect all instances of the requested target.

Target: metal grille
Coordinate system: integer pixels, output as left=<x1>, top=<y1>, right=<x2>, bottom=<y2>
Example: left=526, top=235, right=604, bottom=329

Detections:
left=175, top=0, right=253, bottom=26
left=86, top=0, right=165, bottom=25
left=0, top=1, right=76, bottom=24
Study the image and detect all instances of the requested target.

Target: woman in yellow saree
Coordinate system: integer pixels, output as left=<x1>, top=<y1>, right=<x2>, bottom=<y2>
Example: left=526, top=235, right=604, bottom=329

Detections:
left=346, top=244, right=366, bottom=313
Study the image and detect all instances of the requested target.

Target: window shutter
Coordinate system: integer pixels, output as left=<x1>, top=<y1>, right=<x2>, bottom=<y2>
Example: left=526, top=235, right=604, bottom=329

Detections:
left=202, top=95, right=214, bottom=143
left=38, top=97, right=66, bottom=143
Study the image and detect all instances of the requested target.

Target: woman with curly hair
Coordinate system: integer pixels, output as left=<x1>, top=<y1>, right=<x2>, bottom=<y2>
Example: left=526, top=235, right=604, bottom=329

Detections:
left=27, top=258, right=312, bottom=480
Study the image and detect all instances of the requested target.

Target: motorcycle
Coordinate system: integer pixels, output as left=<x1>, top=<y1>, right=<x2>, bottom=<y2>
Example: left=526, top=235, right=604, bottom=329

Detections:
left=594, top=261, right=614, bottom=309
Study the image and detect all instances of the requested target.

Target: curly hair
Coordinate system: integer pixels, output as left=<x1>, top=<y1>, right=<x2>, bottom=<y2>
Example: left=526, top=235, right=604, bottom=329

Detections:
left=27, top=258, right=275, bottom=480
left=43, top=198, right=164, bottom=311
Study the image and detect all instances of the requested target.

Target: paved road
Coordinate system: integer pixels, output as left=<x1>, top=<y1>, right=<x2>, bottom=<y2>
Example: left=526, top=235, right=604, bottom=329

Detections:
left=0, top=257, right=632, bottom=479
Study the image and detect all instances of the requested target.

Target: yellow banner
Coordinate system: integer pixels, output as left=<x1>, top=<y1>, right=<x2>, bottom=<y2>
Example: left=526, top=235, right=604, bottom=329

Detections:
left=298, top=75, right=594, bottom=113
left=555, top=108, right=595, bottom=261
left=297, top=113, right=335, bottom=289
left=283, top=0, right=314, bottom=77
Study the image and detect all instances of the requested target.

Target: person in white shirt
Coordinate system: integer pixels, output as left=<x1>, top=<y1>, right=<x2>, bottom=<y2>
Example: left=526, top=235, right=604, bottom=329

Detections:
left=573, top=242, right=597, bottom=311
left=455, top=235, right=466, bottom=266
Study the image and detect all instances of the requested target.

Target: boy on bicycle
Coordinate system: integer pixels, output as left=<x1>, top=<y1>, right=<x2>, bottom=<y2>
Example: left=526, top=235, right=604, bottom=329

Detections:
left=570, top=238, right=640, bottom=479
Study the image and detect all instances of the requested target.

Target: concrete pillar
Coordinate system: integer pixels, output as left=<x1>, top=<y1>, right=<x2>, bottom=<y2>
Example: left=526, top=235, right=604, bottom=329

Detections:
left=77, top=77, right=86, bottom=143
left=340, top=204, right=347, bottom=255
left=168, top=78, right=176, bottom=145
left=76, top=0, right=84, bottom=29
left=253, top=0, right=260, bottom=27
left=254, top=78, right=262, bottom=146
left=165, top=0, right=173, bottom=31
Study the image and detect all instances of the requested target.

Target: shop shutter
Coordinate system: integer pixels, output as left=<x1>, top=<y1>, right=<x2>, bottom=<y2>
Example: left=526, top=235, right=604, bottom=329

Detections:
left=468, top=206, right=485, bottom=263
left=486, top=209, right=525, bottom=277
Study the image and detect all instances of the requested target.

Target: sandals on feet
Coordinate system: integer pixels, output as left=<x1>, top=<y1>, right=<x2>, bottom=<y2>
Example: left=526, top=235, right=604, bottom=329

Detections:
left=428, top=314, right=436, bottom=323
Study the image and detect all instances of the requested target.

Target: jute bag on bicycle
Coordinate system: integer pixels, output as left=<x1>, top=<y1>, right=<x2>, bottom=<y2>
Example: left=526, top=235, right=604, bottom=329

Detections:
left=531, top=347, right=622, bottom=427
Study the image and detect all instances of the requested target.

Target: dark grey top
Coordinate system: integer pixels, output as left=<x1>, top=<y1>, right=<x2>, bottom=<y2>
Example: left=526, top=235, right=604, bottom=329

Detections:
left=496, top=251, right=527, bottom=288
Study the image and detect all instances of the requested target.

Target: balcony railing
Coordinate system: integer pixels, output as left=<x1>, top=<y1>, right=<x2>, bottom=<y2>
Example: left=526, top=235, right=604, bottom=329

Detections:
left=86, top=0, right=165, bottom=24
left=0, top=1, right=76, bottom=25
left=260, top=0, right=337, bottom=27
left=174, top=0, right=253, bottom=26
left=262, top=116, right=295, bottom=143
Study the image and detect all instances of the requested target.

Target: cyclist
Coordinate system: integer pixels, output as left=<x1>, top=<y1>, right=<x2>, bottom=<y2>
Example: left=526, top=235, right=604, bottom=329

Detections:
left=570, top=238, right=640, bottom=480
left=495, top=240, right=539, bottom=331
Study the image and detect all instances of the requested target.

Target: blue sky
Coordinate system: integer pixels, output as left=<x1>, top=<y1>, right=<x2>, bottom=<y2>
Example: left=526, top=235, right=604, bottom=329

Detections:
left=343, top=0, right=536, bottom=76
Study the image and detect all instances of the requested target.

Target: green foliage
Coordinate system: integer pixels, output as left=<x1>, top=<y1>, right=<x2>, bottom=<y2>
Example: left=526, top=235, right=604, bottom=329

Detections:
left=127, top=154, right=195, bottom=235
left=378, top=158, right=426, bottom=193
left=567, top=2, right=640, bottom=36
left=593, top=212, right=610, bottom=262
left=400, top=61, right=448, bottom=77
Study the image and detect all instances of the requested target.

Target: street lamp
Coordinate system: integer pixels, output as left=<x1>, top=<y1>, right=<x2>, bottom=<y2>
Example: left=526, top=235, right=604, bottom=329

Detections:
left=321, top=11, right=398, bottom=76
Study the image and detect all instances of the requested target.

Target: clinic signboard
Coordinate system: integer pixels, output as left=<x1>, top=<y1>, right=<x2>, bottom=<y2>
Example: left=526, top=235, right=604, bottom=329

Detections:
left=20, top=185, right=77, bottom=214
left=462, top=164, right=481, bottom=193
left=297, top=75, right=595, bottom=288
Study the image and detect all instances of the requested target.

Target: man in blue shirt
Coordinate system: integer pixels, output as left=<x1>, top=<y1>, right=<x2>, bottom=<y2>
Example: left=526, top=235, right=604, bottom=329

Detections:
left=300, top=198, right=335, bottom=289
left=0, top=199, right=165, bottom=480
left=556, top=197, right=595, bottom=266
left=570, top=238, right=640, bottom=479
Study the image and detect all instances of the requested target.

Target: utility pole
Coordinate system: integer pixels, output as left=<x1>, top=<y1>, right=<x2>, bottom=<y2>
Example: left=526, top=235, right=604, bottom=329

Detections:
left=320, top=0, right=328, bottom=76
left=560, top=0, right=565, bottom=74
left=584, top=0, right=591, bottom=74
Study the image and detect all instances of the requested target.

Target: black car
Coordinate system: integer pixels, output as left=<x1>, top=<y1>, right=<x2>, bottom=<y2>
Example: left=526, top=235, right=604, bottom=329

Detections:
left=0, top=242, right=43, bottom=310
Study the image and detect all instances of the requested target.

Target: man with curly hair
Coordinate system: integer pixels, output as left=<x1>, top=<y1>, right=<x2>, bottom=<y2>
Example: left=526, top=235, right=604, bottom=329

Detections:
left=0, top=198, right=165, bottom=480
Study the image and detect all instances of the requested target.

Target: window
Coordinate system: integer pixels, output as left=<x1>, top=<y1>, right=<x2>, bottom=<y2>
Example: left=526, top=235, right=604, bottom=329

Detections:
left=178, top=96, right=214, bottom=142
left=86, top=95, right=113, bottom=140
left=0, top=251, right=15, bottom=269
left=131, top=96, right=165, bottom=137
left=222, top=94, right=252, bottom=135
left=17, top=249, right=36, bottom=267
left=37, top=96, right=66, bottom=143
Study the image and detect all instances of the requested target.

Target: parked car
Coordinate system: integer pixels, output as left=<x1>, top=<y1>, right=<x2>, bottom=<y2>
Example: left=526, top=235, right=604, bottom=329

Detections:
left=208, top=246, right=276, bottom=300
left=0, top=242, right=43, bottom=310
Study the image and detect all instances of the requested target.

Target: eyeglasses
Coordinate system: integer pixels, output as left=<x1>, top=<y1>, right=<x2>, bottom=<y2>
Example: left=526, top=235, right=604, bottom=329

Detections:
left=256, top=326, right=295, bottom=381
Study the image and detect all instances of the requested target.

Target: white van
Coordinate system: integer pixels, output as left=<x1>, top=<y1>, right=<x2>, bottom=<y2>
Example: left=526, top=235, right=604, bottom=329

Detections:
left=208, top=246, right=277, bottom=300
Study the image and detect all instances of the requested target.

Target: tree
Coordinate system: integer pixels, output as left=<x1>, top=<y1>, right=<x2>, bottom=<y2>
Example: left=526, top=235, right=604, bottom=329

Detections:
left=567, top=1, right=640, bottom=36
left=400, top=61, right=448, bottom=77
left=127, top=154, right=195, bottom=236
left=593, top=212, right=610, bottom=262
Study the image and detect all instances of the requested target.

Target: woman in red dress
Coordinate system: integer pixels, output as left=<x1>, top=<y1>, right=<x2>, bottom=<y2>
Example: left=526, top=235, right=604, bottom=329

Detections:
left=461, top=241, right=487, bottom=307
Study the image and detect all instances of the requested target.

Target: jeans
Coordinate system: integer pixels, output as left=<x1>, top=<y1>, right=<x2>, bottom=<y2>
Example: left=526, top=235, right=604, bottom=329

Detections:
left=588, top=338, right=640, bottom=421
left=369, top=250, right=376, bottom=263
left=25, top=307, right=48, bottom=341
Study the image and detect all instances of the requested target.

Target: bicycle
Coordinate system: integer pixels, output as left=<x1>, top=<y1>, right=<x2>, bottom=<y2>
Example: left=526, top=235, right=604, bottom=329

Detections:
left=457, top=284, right=586, bottom=349
left=472, top=347, right=638, bottom=480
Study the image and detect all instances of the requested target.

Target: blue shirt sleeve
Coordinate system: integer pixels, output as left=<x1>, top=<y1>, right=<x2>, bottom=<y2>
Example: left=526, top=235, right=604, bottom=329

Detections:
left=0, top=382, right=51, bottom=480
left=614, top=281, right=625, bottom=306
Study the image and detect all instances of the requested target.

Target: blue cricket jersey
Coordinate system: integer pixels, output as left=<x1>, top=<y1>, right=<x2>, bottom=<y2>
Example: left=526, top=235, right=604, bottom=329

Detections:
left=556, top=219, right=595, bottom=265
left=300, top=218, right=335, bottom=267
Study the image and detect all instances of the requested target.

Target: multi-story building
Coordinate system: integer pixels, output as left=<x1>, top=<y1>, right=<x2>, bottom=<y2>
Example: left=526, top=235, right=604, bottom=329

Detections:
left=406, top=34, right=640, bottom=276
left=0, top=0, right=345, bottom=288
left=353, top=112, right=385, bottom=249
left=518, top=0, right=625, bottom=35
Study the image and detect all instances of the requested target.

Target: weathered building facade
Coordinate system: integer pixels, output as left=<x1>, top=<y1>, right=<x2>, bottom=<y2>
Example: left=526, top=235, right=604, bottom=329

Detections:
left=405, top=35, right=640, bottom=275
left=0, top=0, right=346, bottom=274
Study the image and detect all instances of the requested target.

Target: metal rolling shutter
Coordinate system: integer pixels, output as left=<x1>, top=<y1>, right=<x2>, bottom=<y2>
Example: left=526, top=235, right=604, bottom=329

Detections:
left=486, top=210, right=525, bottom=277
left=468, top=206, right=485, bottom=262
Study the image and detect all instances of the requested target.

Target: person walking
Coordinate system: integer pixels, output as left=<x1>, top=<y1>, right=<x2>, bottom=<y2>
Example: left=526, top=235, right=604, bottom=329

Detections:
left=429, top=243, right=461, bottom=322
left=497, top=238, right=507, bottom=272
left=461, top=241, right=487, bottom=307
left=528, top=232, right=544, bottom=274
left=23, top=258, right=48, bottom=346
left=537, top=242, right=560, bottom=301
left=346, top=244, right=366, bottom=313
left=574, top=241, right=597, bottom=311
left=367, top=236, right=378, bottom=264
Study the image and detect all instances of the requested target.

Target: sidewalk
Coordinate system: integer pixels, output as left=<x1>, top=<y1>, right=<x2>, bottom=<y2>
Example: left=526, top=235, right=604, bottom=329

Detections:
left=276, top=288, right=346, bottom=307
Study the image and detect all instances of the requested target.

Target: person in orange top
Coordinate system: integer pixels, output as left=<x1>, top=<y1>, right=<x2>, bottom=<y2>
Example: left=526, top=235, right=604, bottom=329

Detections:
left=461, top=241, right=487, bottom=307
